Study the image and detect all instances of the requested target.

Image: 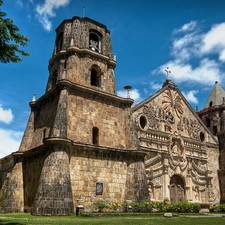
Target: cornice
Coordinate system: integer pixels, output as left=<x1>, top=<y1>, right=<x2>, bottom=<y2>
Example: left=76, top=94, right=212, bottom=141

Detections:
left=29, top=79, right=133, bottom=109
left=49, top=46, right=116, bottom=68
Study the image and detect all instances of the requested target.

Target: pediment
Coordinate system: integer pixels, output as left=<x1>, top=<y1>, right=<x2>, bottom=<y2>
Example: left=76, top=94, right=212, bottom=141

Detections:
left=132, top=83, right=218, bottom=145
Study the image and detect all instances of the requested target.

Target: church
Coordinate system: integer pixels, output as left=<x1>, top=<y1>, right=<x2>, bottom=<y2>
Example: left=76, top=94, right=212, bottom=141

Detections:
left=0, top=16, right=224, bottom=215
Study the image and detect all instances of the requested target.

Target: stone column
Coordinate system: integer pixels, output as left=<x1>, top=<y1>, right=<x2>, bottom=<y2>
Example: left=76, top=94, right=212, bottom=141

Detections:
left=32, top=144, right=73, bottom=215
left=163, top=162, right=170, bottom=199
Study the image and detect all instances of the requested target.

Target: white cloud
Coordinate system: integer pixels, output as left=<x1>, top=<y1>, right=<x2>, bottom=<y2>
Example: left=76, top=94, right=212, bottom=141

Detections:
left=0, top=104, right=14, bottom=124
left=173, top=21, right=197, bottom=34
left=117, top=88, right=142, bottom=104
left=153, top=21, right=225, bottom=86
left=149, top=81, right=162, bottom=90
left=35, top=0, right=71, bottom=31
left=202, top=22, right=225, bottom=62
left=182, top=90, right=199, bottom=104
left=153, top=58, right=222, bottom=85
left=0, top=129, right=23, bottom=158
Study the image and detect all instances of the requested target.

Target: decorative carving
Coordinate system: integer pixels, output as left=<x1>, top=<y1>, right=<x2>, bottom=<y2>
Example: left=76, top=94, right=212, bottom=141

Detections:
left=177, top=116, right=201, bottom=140
left=143, top=104, right=159, bottom=129
left=162, top=89, right=183, bottom=118
left=168, top=132, right=187, bottom=170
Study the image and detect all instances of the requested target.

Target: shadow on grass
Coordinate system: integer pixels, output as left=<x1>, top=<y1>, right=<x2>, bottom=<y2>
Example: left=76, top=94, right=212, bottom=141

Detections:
left=0, top=219, right=22, bottom=225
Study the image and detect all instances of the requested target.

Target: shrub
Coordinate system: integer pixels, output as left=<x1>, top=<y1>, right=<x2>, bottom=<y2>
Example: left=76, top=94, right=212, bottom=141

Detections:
left=93, top=200, right=106, bottom=212
left=219, top=204, right=225, bottom=212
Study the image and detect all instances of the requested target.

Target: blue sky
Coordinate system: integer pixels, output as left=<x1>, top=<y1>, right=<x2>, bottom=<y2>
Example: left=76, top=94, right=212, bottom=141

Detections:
left=1, top=0, right=225, bottom=158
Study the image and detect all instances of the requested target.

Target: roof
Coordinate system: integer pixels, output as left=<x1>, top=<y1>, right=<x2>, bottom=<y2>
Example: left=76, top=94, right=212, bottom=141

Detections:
left=204, top=81, right=225, bottom=109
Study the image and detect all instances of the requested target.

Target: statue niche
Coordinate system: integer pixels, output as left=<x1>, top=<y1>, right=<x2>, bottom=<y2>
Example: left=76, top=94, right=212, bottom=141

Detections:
left=168, top=132, right=187, bottom=171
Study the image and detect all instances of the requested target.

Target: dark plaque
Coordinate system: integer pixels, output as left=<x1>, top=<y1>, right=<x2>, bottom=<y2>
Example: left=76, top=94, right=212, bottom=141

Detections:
left=96, top=182, right=103, bottom=195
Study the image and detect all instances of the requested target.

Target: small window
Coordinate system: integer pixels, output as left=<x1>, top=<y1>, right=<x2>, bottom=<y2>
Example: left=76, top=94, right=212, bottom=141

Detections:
left=209, top=101, right=213, bottom=107
left=90, top=65, right=101, bottom=87
left=92, top=127, right=99, bottom=145
left=205, top=118, right=210, bottom=127
left=140, top=115, right=147, bottom=130
left=213, top=126, right=217, bottom=135
left=200, top=132, right=205, bottom=142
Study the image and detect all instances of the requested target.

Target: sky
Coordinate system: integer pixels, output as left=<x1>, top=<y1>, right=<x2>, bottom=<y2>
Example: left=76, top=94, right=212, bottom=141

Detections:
left=0, top=0, right=225, bottom=158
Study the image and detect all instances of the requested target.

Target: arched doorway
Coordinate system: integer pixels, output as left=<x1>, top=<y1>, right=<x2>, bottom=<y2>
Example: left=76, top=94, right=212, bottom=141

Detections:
left=169, top=175, right=185, bottom=204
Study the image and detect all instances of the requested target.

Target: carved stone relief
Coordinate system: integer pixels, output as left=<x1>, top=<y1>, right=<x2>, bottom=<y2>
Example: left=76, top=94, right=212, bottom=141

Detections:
left=162, top=89, right=184, bottom=118
left=168, top=132, right=187, bottom=171
left=177, top=116, right=201, bottom=140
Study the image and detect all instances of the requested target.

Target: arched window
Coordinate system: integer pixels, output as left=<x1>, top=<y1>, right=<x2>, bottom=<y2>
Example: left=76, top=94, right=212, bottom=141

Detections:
left=90, top=65, right=101, bottom=87
left=209, top=101, right=213, bottom=107
left=92, top=127, right=99, bottom=145
left=89, top=31, right=101, bottom=53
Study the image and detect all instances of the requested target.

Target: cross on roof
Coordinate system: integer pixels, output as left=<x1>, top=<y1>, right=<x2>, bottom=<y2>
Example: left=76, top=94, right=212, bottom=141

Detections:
left=165, top=67, right=171, bottom=79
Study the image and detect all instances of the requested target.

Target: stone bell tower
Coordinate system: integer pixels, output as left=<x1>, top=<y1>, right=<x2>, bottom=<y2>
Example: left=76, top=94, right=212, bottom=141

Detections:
left=0, top=16, right=149, bottom=215
left=197, top=81, right=225, bottom=203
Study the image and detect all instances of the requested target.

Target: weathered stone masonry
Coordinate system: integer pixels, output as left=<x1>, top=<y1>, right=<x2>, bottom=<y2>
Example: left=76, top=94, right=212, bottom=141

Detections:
left=0, top=16, right=224, bottom=215
left=0, top=16, right=149, bottom=215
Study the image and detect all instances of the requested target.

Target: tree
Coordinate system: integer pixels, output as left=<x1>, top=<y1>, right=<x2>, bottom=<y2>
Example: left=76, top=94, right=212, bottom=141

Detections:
left=0, top=0, right=29, bottom=63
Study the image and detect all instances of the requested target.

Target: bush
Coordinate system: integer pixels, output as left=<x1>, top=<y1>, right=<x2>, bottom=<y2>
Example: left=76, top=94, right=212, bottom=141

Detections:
left=163, top=202, right=200, bottom=213
left=210, top=204, right=225, bottom=212
left=93, top=201, right=106, bottom=212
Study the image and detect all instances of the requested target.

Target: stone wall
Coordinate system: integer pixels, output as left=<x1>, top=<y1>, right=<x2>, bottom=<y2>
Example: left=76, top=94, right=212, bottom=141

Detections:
left=22, top=148, right=46, bottom=212
left=67, top=93, right=136, bottom=149
left=69, top=146, right=148, bottom=211
left=1, top=158, right=24, bottom=212
left=19, top=93, right=59, bottom=152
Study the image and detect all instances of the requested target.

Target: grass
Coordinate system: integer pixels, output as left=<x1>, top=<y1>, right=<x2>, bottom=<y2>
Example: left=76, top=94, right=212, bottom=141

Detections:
left=0, top=213, right=225, bottom=225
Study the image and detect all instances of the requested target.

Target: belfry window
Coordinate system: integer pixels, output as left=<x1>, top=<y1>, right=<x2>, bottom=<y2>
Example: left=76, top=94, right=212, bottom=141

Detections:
left=92, top=127, right=99, bottom=145
left=90, top=65, right=101, bottom=87
left=209, top=101, right=213, bottom=107
left=89, top=31, right=101, bottom=53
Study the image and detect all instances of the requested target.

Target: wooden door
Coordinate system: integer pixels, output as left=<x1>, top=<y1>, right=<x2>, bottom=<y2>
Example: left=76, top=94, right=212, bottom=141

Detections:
left=169, top=175, right=185, bottom=204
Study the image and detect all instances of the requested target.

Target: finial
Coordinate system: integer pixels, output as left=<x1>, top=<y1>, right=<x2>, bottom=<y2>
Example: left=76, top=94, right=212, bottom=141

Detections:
left=70, top=38, right=74, bottom=46
left=83, top=7, right=85, bottom=17
left=32, top=94, right=36, bottom=102
left=113, top=54, right=116, bottom=61
left=124, top=86, right=132, bottom=98
left=196, top=106, right=198, bottom=112
left=165, top=67, right=171, bottom=79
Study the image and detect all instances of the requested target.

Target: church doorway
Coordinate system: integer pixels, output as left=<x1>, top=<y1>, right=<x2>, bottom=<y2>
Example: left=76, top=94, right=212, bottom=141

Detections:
left=169, top=175, right=185, bottom=204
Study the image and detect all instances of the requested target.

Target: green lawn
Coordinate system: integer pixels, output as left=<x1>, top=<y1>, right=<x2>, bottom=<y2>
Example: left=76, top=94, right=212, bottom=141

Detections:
left=0, top=213, right=225, bottom=225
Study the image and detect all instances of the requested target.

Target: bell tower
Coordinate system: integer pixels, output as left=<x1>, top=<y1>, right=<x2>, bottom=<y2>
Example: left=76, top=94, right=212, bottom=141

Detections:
left=46, top=16, right=116, bottom=95
left=4, top=16, right=148, bottom=215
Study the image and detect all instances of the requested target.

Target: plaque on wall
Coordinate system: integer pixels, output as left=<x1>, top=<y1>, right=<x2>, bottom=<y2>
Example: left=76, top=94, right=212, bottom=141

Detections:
left=96, top=182, right=103, bottom=195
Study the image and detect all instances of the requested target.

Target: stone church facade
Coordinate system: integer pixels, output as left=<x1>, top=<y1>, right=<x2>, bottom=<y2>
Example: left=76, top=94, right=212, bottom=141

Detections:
left=0, top=16, right=223, bottom=215
left=132, top=78, right=220, bottom=205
